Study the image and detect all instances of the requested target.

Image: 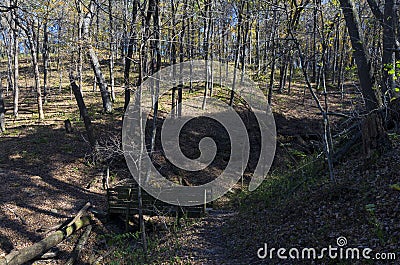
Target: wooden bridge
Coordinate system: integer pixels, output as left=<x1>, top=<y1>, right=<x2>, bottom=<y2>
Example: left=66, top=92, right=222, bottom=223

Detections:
left=107, top=180, right=213, bottom=220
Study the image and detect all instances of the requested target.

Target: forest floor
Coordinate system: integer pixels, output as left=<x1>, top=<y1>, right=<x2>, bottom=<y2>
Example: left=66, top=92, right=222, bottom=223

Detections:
left=1, top=69, right=399, bottom=264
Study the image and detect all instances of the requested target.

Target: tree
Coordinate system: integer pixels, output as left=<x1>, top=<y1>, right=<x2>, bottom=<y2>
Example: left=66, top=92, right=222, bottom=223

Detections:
left=9, top=1, right=19, bottom=118
left=14, top=9, right=45, bottom=120
left=108, top=0, right=116, bottom=102
left=229, top=0, right=244, bottom=106
left=339, top=0, right=379, bottom=111
left=82, top=0, right=113, bottom=113
left=366, top=0, right=397, bottom=101
left=123, top=0, right=139, bottom=111
left=0, top=77, right=5, bottom=132
left=69, top=74, right=96, bottom=147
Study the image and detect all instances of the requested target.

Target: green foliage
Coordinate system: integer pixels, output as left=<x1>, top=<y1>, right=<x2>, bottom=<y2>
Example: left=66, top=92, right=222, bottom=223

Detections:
left=389, top=183, right=400, bottom=191
left=98, top=232, right=154, bottom=264
left=384, top=61, right=400, bottom=81
left=387, top=133, right=400, bottom=141
left=99, top=231, right=139, bottom=245
left=251, top=72, right=268, bottom=82
left=330, top=0, right=340, bottom=7
left=365, top=204, right=385, bottom=244
left=289, top=149, right=307, bottom=158
left=239, top=153, right=324, bottom=210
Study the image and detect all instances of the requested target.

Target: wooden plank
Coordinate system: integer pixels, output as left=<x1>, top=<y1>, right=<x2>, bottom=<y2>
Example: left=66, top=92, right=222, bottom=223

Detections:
left=107, top=184, right=213, bottom=218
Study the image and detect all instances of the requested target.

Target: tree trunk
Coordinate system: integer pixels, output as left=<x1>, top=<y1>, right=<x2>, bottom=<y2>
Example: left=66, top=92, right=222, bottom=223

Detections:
left=134, top=64, right=148, bottom=252
left=24, top=19, right=44, bottom=121
left=202, top=0, right=212, bottom=110
left=381, top=0, right=395, bottom=99
left=240, top=8, right=249, bottom=84
left=177, top=0, right=186, bottom=117
left=287, top=57, right=293, bottom=94
left=65, top=225, right=92, bottom=265
left=0, top=79, right=5, bottom=132
left=77, top=1, right=84, bottom=93
left=123, top=0, right=138, bottom=111
left=170, top=0, right=177, bottom=115
left=229, top=0, right=244, bottom=106
left=189, top=15, right=194, bottom=92
left=3, top=30, right=13, bottom=97
left=83, top=1, right=112, bottom=113
left=11, top=7, right=18, bottom=117
left=339, top=0, right=379, bottom=111
left=255, top=17, right=261, bottom=72
left=149, top=0, right=161, bottom=154
left=70, top=75, right=96, bottom=147
left=362, top=111, right=391, bottom=158
left=108, top=0, right=116, bottom=103
left=312, top=0, right=318, bottom=82
left=42, top=20, right=49, bottom=103
left=267, top=10, right=278, bottom=105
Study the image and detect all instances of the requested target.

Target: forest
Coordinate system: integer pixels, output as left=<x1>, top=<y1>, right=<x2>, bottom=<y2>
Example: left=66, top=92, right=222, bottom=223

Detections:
left=0, top=0, right=400, bottom=264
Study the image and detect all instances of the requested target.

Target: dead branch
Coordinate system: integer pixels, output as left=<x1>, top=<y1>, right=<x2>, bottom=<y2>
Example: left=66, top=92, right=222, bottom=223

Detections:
left=36, top=222, right=64, bottom=234
left=65, top=224, right=92, bottom=265
left=66, top=202, right=92, bottom=227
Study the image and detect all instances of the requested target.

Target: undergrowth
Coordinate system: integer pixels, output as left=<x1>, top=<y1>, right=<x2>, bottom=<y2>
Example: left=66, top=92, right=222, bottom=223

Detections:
left=233, top=151, right=326, bottom=212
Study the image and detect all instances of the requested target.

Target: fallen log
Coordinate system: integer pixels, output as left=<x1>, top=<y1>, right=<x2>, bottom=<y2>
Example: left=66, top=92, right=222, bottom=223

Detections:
left=65, top=224, right=92, bottom=265
left=66, top=202, right=91, bottom=227
left=36, top=202, right=92, bottom=235
left=0, top=216, right=91, bottom=265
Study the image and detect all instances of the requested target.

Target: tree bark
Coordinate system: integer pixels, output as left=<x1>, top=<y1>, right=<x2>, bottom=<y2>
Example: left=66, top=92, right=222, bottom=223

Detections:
left=18, top=18, right=45, bottom=120
left=11, top=6, right=18, bottom=117
left=229, top=0, right=244, bottom=106
left=83, top=1, right=112, bottom=113
left=65, top=225, right=92, bottom=265
left=2, top=28, right=13, bottom=97
left=149, top=0, right=161, bottom=154
left=170, top=0, right=177, bottom=115
left=255, top=17, right=261, bottom=72
left=108, top=0, right=116, bottom=103
left=362, top=111, right=391, bottom=158
left=42, top=20, right=49, bottom=103
left=0, top=78, right=5, bottom=132
left=202, top=0, right=212, bottom=110
left=381, top=0, right=395, bottom=98
left=267, top=9, right=278, bottom=105
left=177, top=0, right=186, bottom=117
left=240, top=6, right=249, bottom=84
left=77, top=0, right=84, bottom=94
left=70, top=75, right=96, bottom=147
left=123, top=0, right=138, bottom=111
left=339, top=0, right=379, bottom=111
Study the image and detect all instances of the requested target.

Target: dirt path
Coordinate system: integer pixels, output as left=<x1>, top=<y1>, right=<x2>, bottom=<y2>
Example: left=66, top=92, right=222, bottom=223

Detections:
left=180, top=210, right=237, bottom=264
left=153, top=209, right=255, bottom=265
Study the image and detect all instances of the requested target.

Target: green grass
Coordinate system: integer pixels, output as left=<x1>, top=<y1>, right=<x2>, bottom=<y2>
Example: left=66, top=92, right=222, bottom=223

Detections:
left=235, top=152, right=325, bottom=211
